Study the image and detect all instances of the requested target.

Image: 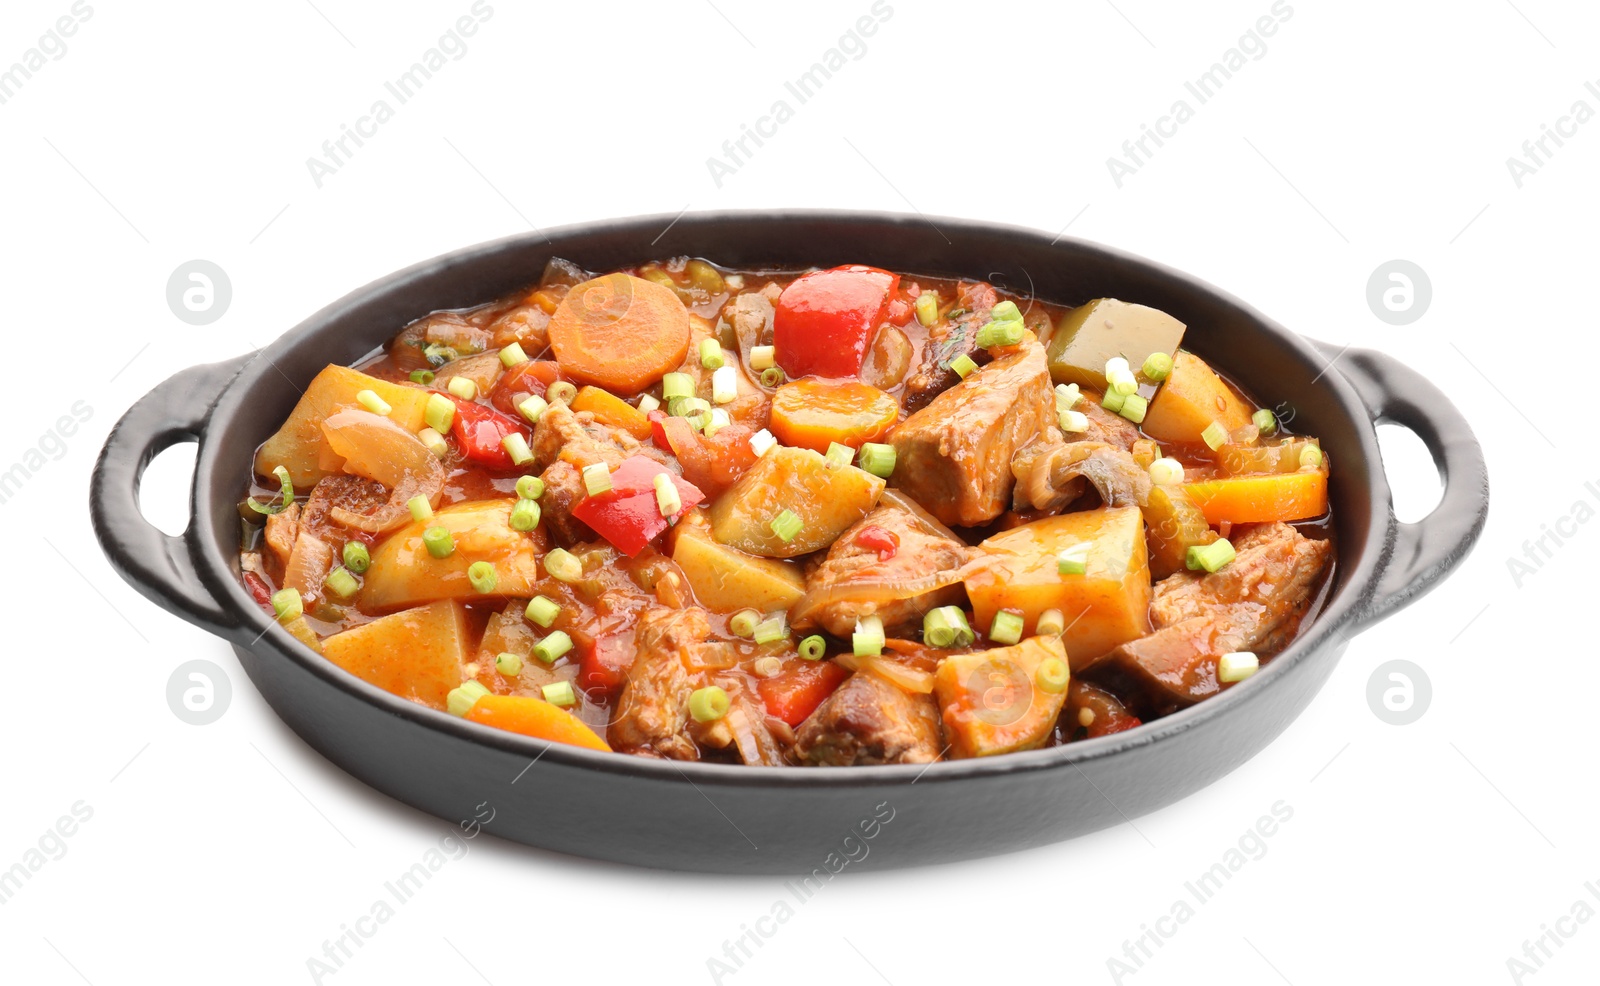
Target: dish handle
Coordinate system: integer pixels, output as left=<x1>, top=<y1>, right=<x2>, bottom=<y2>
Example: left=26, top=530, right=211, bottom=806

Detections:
left=1318, top=343, right=1489, bottom=630
left=91, top=353, right=258, bottom=642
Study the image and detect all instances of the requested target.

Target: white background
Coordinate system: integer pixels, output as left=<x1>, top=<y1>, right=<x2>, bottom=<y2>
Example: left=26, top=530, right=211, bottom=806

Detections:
left=1, top=0, right=1592, bottom=983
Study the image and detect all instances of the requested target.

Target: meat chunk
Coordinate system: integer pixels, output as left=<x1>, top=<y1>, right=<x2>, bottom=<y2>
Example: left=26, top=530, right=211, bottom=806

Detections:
left=1076, top=394, right=1141, bottom=452
left=301, top=475, right=389, bottom=539
left=889, top=342, right=1056, bottom=528
left=793, top=670, right=943, bottom=766
left=1011, top=441, right=1150, bottom=513
left=903, top=281, right=997, bottom=413
left=537, top=461, right=598, bottom=546
left=531, top=401, right=638, bottom=472
left=609, top=607, right=714, bottom=760
left=797, top=499, right=971, bottom=638
left=1104, top=523, right=1332, bottom=709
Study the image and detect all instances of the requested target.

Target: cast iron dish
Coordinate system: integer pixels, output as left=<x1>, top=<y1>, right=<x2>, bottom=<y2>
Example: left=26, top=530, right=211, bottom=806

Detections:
left=91, top=212, right=1487, bottom=873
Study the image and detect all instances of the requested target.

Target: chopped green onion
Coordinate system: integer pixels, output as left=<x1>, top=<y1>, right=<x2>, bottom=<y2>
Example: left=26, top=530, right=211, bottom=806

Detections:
left=500, top=342, right=530, bottom=368
left=534, top=631, right=574, bottom=665
left=729, top=609, right=761, bottom=638
left=447, top=680, right=489, bottom=716
left=975, top=318, right=1024, bottom=348
left=688, top=685, right=730, bottom=723
left=1148, top=457, right=1185, bottom=486
left=323, top=566, right=360, bottom=600
left=637, top=393, right=661, bottom=414
left=502, top=433, right=534, bottom=467
left=704, top=407, right=731, bottom=436
left=516, top=475, right=545, bottom=500
left=418, top=427, right=449, bottom=458
left=798, top=635, right=827, bottom=660
left=950, top=353, right=979, bottom=379
left=921, top=605, right=975, bottom=648
left=525, top=595, right=560, bottom=628
left=446, top=376, right=477, bottom=401
left=1218, top=651, right=1259, bottom=683
left=542, top=680, right=578, bottom=707
left=1105, top=356, right=1131, bottom=379
left=342, top=541, right=370, bottom=573
left=769, top=509, right=803, bottom=543
left=495, top=652, right=523, bottom=677
left=582, top=462, right=613, bottom=497
left=517, top=394, right=549, bottom=425
left=700, top=337, right=725, bottom=369
left=1036, top=656, right=1070, bottom=693
left=423, top=342, right=458, bottom=366
left=760, top=366, right=786, bottom=388
left=915, top=291, right=939, bottom=327
left=1118, top=394, right=1148, bottom=424
left=1253, top=408, right=1278, bottom=435
left=543, top=547, right=582, bottom=582
left=247, top=464, right=295, bottom=515
left=989, top=300, right=1023, bottom=322
left=858, top=443, right=896, bottom=478
left=425, top=392, right=456, bottom=434
left=823, top=442, right=854, bottom=469
left=547, top=381, right=577, bottom=406
left=654, top=473, right=681, bottom=517
left=1060, top=409, right=1089, bottom=433
left=409, top=369, right=435, bottom=385
left=1057, top=545, right=1089, bottom=575
left=509, top=497, right=541, bottom=532
left=1300, top=445, right=1324, bottom=469
left=423, top=526, right=454, bottom=559
left=711, top=365, right=738, bottom=404
left=271, top=587, right=303, bottom=622
left=753, top=614, right=788, bottom=645
left=749, top=429, right=777, bottom=457
left=749, top=345, right=776, bottom=370
left=852, top=615, right=886, bottom=657
left=1141, top=351, right=1174, bottom=381
left=356, top=389, right=392, bottom=416
left=753, top=655, right=783, bottom=678
left=1055, top=383, right=1081, bottom=411
left=662, top=372, right=694, bottom=400
left=1186, top=537, right=1236, bottom=573
left=408, top=494, right=433, bottom=523
left=467, top=561, right=498, bottom=594
left=1036, top=608, right=1065, bottom=637
left=673, top=396, right=711, bottom=418
left=1201, top=421, right=1229, bottom=451
left=989, top=610, right=1024, bottom=646
left=1101, top=389, right=1127, bottom=413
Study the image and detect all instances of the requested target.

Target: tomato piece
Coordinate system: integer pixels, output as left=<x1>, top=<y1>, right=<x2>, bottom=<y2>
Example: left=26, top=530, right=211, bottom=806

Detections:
left=578, top=631, right=635, bottom=695
left=773, top=265, right=900, bottom=379
left=243, top=571, right=273, bottom=612
left=569, top=455, right=705, bottom=556
left=490, top=360, right=563, bottom=416
left=758, top=661, right=852, bottom=727
left=448, top=397, right=530, bottom=469
left=854, top=525, right=899, bottom=561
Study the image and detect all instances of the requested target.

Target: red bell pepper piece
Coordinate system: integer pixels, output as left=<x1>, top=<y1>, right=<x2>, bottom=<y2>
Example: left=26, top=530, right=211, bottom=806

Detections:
left=853, top=524, right=899, bottom=561
left=773, top=265, right=900, bottom=379
left=569, top=455, right=705, bottom=556
left=758, top=660, right=851, bottom=727
left=578, top=630, right=636, bottom=694
left=448, top=397, right=531, bottom=469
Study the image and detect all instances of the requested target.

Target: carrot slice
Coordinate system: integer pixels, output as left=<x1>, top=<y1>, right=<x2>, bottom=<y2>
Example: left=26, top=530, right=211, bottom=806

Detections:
left=1184, top=468, right=1328, bottom=524
left=464, top=694, right=612, bottom=752
left=547, top=273, right=690, bottom=394
left=768, top=379, right=899, bottom=453
left=571, top=385, right=652, bottom=440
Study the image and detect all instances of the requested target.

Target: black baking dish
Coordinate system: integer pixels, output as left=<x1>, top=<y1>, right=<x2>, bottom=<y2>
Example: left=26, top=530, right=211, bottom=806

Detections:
left=90, top=212, right=1487, bottom=873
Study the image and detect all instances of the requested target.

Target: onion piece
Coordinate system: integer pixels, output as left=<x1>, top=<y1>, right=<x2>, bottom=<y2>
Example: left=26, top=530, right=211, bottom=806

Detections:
left=834, top=653, right=935, bottom=694
left=879, top=489, right=965, bottom=544
left=282, top=531, right=333, bottom=603
left=788, top=567, right=966, bottom=629
left=320, top=409, right=445, bottom=534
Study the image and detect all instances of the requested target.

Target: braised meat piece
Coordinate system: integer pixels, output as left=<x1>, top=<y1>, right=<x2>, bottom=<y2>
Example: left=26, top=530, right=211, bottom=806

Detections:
left=1076, top=394, right=1142, bottom=451
left=796, top=499, right=971, bottom=638
left=889, top=341, right=1056, bottom=528
left=531, top=401, right=638, bottom=472
left=1104, top=523, right=1332, bottom=709
left=608, top=607, right=713, bottom=760
left=903, top=281, right=997, bottom=413
left=794, top=670, right=943, bottom=766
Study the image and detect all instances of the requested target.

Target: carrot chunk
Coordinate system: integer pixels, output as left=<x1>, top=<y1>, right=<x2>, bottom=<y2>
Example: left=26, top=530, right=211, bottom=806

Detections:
left=548, top=273, right=690, bottom=394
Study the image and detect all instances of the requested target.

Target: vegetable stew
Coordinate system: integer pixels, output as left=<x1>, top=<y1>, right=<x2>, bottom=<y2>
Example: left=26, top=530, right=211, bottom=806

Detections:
left=239, top=257, right=1334, bottom=764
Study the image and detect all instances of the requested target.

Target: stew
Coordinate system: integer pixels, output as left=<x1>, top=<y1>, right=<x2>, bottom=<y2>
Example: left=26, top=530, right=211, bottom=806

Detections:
left=239, top=256, right=1334, bottom=765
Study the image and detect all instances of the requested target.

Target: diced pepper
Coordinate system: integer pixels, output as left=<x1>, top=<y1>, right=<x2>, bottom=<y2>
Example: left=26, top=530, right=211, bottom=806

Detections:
left=569, top=455, right=706, bottom=556
left=578, top=631, right=635, bottom=694
left=757, top=660, right=851, bottom=727
left=571, top=385, right=653, bottom=440
left=448, top=396, right=531, bottom=469
left=773, top=265, right=900, bottom=379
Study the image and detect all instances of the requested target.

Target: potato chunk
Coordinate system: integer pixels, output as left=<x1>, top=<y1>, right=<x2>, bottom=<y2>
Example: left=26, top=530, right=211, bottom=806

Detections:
left=964, top=507, right=1151, bottom=669
left=1141, top=351, right=1252, bottom=444
left=708, top=446, right=885, bottom=558
left=322, top=600, right=471, bottom=708
left=360, top=499, right=548, bottom=611
left=256, top=365, right=432, bottom=488
left=1045, top=298, right=1186, bottom=392
left=670, top=520, right=807, bottom=613
left=934, top=637, right=1070, bottom=758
